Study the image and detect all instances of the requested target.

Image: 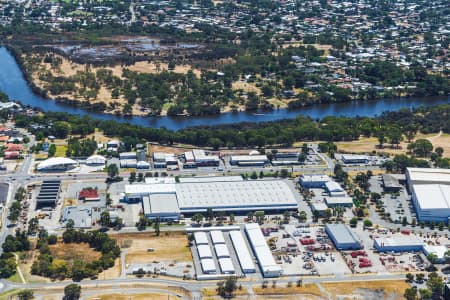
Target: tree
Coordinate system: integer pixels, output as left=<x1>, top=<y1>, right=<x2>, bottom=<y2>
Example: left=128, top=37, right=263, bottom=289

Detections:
left=363, top=219, right=373, bottom=228
left=217, top=277, right=238, bottom=297
left=426, top=271, right=443, bottom=299
left=349, top=217, right=358, bottom=227
left=47, top=144, right=56, bottom=157
left=435, top=147, right=444, bottom=157
left=107, top=164, right=119, bottom=179
left=404, top=287, right=417, bottom=300
left=63, top=284, right=81, bottom=300
left=17, top=290, right=34, bottom=300
left=191, top=213, right=204, bottom=224
left=408, top=139, right=433, bottom=157
left=99, top=211, right=111, bottom=228
left=153, top=218, right=160, bottom=236
left=405, top=273, right=414, bottom=282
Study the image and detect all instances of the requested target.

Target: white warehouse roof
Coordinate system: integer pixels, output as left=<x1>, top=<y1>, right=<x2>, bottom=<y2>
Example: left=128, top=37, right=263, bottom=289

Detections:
left=218, top=257, right=235, bottom=274
left=197, top=244, right=213, bottom=259
left=37, top=157, right=77, bottom=171
left=214, top=244, right=230, bottom=258
left=407, top=168, right=450, bottom=184
left=200, top=258, right=216, bottom=273
left=325, top=181, right=344, bottom=192
left=210, top=230, right=225, bottom=244
left=413, top=184, right=450, bottom=210
left=229, top=231, right=256, bottom=273
left=178, top=176, right=243, bottom=183
left=194, top=232, right=208, bottom=245
left=176, top=180, right=297, bottom=212
left=86, top=155, right=106, bottom=164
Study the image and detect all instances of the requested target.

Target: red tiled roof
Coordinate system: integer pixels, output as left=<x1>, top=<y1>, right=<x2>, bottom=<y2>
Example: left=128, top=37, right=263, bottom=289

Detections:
left=5, top=143, right=23, bottom=151
left=79, top=189, right=99, bottom=200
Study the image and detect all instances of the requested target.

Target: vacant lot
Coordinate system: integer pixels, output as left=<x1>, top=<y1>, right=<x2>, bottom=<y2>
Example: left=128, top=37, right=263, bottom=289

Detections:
left=253, top=283, right=323, bottom=298
left=114, top=232, right=192, bottom=264
left=322, top=280, right=409, bottom=300
left=87, top=293, right=179, bottom=300
left=49, top=242, right=101, bottom=263
left=335, top=133, right=450, bottom=158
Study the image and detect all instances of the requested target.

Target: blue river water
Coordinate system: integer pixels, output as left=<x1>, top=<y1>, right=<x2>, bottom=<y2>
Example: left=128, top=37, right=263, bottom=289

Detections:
left=0, top=47, right=448, bottom=130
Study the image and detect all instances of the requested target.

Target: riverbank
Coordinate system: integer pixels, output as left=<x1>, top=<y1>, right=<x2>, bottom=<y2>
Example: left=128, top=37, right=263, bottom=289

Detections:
left=0, top=46, right=449, bottom=130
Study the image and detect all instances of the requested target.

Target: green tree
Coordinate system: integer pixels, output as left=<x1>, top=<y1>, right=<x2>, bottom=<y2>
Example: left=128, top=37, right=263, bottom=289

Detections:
left=404, top=287, right=417, bottom=300
left=17, top=289, right=34, bottom=300
left=349, top=217, right=358, bottom=227
left=107, top=164, right=119, bottom=179
left=217, top=277, right=238, bottom=298
left=363, top=219, right=373, bottom=228
left=99, top=211, right=111, bottom=228
left=47, top=144, right=56, bottom=157
left=191, top=213, right=204, bottom=224
left=63, top=284, right=81, bottom=300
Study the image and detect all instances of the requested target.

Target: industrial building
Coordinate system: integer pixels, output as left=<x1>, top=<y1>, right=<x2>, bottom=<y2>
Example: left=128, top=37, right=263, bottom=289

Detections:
left=340, top=154, right=369, bottom=165
left=325, top=197, right=353, bottom=207
left=153, top=152, right=178, bottom=169
left=127, top=177, right=298, bottom=220
left=325, top=181, right=346, bottom=197
left=382, top=174, right=402, bottom=192
left=373, top=236, right=423, bottom=252
left=406, top=167, right=450, bottom=190
left=36, top=157, right=78, bottom=171
left=245, top=223, right=282, bottom=277
left=194, top=232, right=209, bottom=245
left=36, top=180, right=61, bottom=209
left=411, top=184, right=450, bottom=223
left=218, top=258, right=235, bottom=274
left=86, top=155, right=106, bottom=166
left=272, top=152, right=301, bottom=166
left=229, top=231, right=256, bottom=273
left=214, top=244, right=230, bottom=258
left=299, top=174, right=331, bottom=188
left=230, top=155, right=269, bottom=166
left=184, top=149, right=219, bottom=167
left=325, top=224, right=361, bottom=250
left=210, top=231, right=225, bottom=244
left=200, top=258, right=216, bottom=274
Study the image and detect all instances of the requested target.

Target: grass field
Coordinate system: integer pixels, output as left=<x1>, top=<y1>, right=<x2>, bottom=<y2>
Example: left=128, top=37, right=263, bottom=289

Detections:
left=55, top=145, right=67, bottom=157
left=87, top=293, right=179, bottom=300
left=253, top=283, right=323, bottom=297
left=322, top=280, right=409, bottom=300
left=113, top=232, right=192, bottom=264
left=49, top=242, right=101, bottom=263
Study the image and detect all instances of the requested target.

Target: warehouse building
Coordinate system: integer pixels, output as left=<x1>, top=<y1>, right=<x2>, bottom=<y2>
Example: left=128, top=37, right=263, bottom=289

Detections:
left=218, top=258, right=235, bottom=274
left=36, top=180, right=61, bottom=209
left=299, top=174, right=331, bottom=188
left=214, top=244, right=230, bottom=258
left=411, top=184, right=450, bottom=223
left=210, top=231, right=225, bottom=244
left=229, top=231, right=256, bottom=273
left=190, top=149, right=220, bottom=167
left=406, top=168, right=450, bottom=190
left=129, top=177, right=298, bottom=219
left=382, top=174, right=402, bottom=192
left=325, top=181, right=346, bottom=197
left=340, top=154, right=369, bottom=165
left=194, top=232, right=209, bottom=245
left=325, top=197, right=353, bottom=208
left=197, top=245, right=213, bottom=259
left=201, top=258, right=216, bottom=274
left=36, top=157, right=78, bottom=171
left=230, top=155, right=269, bottom=166
left=325, top=224, right=361, bottom=250
left=373, top=236, right=423, bottom=252
left=245, top=223, right=282, bottom=278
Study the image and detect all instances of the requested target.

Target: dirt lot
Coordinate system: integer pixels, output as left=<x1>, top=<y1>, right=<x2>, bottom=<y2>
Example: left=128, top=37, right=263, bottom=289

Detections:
left=114, top=232, right=192, bottom=264
left=253, top=283, right=324, bottom=298
left=322, top=280, right=410, bottom=300
left=87, top=293, right=179, bottom=300
left=49, top=242, right=101, bottom=263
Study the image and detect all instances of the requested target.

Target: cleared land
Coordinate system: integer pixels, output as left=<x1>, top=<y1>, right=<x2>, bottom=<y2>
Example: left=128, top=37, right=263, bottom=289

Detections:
left=321, top=280, right=410, bottom=300
left=49, top=242, right=101, bottom=263
left=253, top=283, right=324, bottom=298
left=335, top=133, right=450, bottom=158
left=87, top=293, right=179, bottom=300
left=113, top=232, right=192, bottom=264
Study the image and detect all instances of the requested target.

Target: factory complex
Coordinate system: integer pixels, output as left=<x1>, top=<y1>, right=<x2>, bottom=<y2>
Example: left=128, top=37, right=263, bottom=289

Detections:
left=123, top=176, right=298, bottom=220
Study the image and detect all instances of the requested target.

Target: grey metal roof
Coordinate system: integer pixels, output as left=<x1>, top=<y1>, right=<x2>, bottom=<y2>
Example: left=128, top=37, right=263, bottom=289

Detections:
left=326, top=224, right=359, bottom=244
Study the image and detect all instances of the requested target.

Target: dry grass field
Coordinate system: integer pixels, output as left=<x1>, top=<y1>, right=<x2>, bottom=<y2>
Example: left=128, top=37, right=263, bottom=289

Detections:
left=87, top=293, right=179, bottom=300
left=253, top=283, right=324, bottom=297
left=113, top=232, right=192, bottom=264
left=49, top=242, right=101, bottom=263
left=322, top=280, right=410, bottom=300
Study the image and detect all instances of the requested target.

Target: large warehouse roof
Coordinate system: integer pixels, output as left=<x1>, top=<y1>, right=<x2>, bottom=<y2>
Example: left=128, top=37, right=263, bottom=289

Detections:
left=229, top=231, right=255, bottom=273
left=407, top=168, right=450, bottom=184
left=176, top=180, right=297, bottom=211
left=210, top=230, right=225, bottom=244
left=125, top=183, right=176, bottom=195
left=326, top=224, right=359, bottom=245
left=37, top=157, right=77, bottom=171
left=197, top=244, right=213, bottom=259
left=178, top=176, right=243, bottom=183
left=413, top=184, right=450, bottom=209
left=214, top=244, right=230, bottom=258
left=194, top=232, right=208, bottom=245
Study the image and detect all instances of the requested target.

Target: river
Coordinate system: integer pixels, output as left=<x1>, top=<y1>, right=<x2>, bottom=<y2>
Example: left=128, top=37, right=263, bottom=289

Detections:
left=0, top=47, right=448, bottom=131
